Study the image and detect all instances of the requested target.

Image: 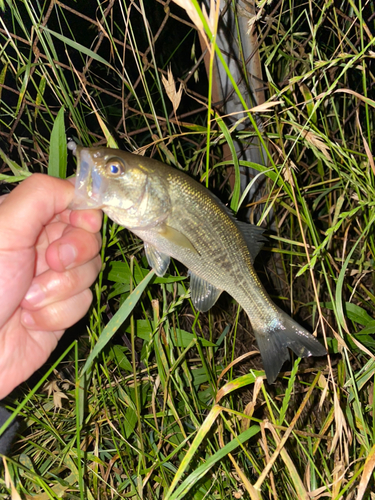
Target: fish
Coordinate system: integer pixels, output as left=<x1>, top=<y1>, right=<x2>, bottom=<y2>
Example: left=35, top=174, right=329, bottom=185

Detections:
left=68, top=141, right=326, bottom=383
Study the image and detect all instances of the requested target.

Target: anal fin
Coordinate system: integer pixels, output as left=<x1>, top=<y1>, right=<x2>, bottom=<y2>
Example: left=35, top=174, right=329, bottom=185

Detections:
left=189, top=271, right=222, bottom=312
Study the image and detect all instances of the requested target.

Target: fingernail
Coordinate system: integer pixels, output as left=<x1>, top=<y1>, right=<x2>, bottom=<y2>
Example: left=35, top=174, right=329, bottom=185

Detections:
left=59, top=244, right=76, bottom=268
left=25, top=284, right=45, bottom=306
left=21, top=311, right=35, bottom=327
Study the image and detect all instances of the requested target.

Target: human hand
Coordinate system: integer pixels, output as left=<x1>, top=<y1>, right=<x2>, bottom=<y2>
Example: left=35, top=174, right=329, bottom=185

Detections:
left=0, top=174, right=103, bottom=399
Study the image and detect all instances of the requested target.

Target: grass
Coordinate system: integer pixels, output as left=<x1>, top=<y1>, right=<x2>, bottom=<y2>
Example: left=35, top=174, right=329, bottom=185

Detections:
left=1, top=0, right=375, bottom=498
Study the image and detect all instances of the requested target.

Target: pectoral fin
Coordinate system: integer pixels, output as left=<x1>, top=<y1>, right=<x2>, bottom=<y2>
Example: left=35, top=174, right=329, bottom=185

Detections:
left=158, top=224, right=199, bottom=254
left=144, top=242, right=170, bottom=277
left=189, top=271, right=222, bottom=312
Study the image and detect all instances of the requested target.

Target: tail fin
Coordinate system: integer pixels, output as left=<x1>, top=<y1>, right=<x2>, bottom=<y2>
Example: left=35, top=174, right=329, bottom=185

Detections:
left=254, top=307, right=326, bottom=384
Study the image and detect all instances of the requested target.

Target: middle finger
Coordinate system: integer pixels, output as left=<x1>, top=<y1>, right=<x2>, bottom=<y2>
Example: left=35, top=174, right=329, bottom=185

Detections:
left=21, top=254, right=102, bottom=310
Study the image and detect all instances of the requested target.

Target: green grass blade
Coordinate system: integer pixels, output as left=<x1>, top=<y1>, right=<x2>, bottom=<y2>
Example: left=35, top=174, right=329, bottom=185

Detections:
left=48, top=107, right=67, bottom=178
left=42, top=27, right=115, bottom=70
left=80, top=270, right=155, bottom=376
left=165, top=416, right=260, bottom=500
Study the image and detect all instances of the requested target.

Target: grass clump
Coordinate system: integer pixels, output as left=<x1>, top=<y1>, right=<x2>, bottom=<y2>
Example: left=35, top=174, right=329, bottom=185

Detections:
left=1, top=0, right=375, bottom=499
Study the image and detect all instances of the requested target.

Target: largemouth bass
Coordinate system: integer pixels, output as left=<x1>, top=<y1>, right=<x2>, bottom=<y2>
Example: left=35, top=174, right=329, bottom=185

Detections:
left=68, top=141, right=326, bottom=383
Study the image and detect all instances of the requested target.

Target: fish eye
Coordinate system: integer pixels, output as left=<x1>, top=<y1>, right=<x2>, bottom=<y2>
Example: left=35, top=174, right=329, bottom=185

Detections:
left=105, top=159, right=125, bottom=177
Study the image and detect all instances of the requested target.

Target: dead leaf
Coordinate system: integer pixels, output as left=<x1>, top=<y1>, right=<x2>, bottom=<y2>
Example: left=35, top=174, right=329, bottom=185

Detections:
left=293, top=123, right=332, bottom=161
left=303, top=130, right=332, bottom=161
left=334, top=88, right=375, bottom=109
left=202, top=0, right=215, bottom=33
left=330, top=391, right=351, bottom=455
left=3, top=457, right=22, bottom=500
left=44, top=380, right=69, bottom=410
left=356, top=443, right=375, bottom=500
left=242, top=376, right=263, bottom=430
left=356, top=110, right=375, bottom=176
left=282, top=160, right=298, bottom=186
left=171, top=0, right=204, bottom=35
left=249, top=100, right=282, bottom=113
left=162, top=67, right=183, bottom=115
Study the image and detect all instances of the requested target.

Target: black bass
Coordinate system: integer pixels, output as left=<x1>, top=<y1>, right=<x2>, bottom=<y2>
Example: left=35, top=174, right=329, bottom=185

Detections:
left=68, top=141, right=326, bottom=383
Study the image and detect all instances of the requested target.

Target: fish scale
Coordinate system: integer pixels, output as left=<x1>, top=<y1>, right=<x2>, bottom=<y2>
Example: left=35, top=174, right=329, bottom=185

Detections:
left=163, top=175, right=271, bottom=317
left=69, top=141, right=327, bottom=383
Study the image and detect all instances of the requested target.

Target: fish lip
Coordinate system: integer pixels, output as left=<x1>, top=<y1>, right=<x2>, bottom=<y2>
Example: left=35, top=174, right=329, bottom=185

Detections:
left=69, top=147, right=106, bottom=210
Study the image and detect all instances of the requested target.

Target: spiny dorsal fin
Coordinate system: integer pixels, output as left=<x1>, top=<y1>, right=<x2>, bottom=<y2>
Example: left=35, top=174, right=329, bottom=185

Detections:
left=236, top=222, right=267, bottom=264
left=208, top=190, right=267, bottom=263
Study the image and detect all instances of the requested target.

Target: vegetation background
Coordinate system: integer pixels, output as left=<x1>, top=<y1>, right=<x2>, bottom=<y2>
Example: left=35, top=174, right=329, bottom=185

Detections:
left=1, top=0, right=375, bottom=498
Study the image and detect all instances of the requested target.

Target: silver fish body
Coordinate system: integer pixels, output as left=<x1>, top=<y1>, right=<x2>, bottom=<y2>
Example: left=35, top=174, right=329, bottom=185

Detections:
left=69, top=142, right=326, bottom=383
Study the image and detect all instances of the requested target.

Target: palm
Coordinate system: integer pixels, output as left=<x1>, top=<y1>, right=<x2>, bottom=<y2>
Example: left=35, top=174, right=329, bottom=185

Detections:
left=0, top=224, right=65, bottom=393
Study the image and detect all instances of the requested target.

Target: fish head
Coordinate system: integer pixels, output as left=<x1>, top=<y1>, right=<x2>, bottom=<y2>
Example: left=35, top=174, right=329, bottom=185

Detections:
left=69, top=141, right=171, bottom=229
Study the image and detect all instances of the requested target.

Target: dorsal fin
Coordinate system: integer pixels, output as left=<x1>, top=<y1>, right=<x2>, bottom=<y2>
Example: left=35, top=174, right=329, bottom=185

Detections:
left=208, top=190, right=267, bottom=263
left=236, top=222, right=267, bottom=263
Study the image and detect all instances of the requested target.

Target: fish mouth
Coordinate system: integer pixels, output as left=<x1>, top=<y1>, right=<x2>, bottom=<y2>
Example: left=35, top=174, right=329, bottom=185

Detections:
left=68, top=141, right=106, bottom=210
